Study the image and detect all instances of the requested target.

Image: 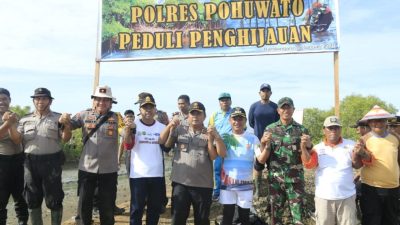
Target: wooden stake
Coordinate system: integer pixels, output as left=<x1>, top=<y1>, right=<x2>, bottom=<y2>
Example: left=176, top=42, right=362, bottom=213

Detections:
left=93, top=60, right=100, bottom=93
left=334, top=51, right=340, bottom=117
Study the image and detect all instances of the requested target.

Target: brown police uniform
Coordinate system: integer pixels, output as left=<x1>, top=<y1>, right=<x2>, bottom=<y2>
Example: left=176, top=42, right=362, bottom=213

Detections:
left=17, top=111, right=65, bottom=210
left=169, top=124, right=214, bottom=225
left=71, top=109, right=120, bottom=225
left=0, top=117, right=28, bottom=225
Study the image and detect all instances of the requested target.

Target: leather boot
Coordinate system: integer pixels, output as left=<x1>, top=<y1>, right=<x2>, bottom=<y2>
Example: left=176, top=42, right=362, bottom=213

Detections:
left=28, top=208, right=43, bottom=225
left=51, top=208, right=63, bottom=225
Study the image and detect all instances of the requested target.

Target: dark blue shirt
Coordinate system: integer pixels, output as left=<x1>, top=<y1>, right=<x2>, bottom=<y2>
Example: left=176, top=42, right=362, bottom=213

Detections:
left=248, top=101, right=280, bottom=140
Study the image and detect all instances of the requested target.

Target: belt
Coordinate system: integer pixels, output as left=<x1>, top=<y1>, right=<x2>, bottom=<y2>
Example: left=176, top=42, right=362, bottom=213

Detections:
left=25, top=151, right=62, bottom=161
left=0, top=152, right=24, bottom=161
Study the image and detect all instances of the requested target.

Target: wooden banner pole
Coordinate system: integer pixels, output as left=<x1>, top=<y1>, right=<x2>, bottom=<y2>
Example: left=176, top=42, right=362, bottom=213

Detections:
left=93, top=60, right=100, bottom=92
left=334, top=51, right=340, bottom=117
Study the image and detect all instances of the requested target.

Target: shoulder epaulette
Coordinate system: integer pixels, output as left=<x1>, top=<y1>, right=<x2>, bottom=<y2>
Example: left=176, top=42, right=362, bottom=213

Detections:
left=21, top=112, right=34, bottom=119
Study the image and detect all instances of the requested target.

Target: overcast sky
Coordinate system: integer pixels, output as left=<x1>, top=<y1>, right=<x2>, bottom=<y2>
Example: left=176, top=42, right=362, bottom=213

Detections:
left=0, top=0, right=399, bottom=117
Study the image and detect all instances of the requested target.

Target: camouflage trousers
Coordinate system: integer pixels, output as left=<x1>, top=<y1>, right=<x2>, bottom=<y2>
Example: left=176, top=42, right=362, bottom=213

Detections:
left=268, top=172, right=305, bottom=225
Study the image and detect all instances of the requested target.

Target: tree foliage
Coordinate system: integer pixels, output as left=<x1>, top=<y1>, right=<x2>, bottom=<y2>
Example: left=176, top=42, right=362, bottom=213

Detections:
left=62, top=129, right=83, bottom=162
left=10, top=105, right=31, bottom=117
left=303, top=94, right=397, bottom=143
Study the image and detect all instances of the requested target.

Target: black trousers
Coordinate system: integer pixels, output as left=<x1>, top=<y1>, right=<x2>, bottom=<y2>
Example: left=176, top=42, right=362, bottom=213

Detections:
left=129, top=177, right=165, bottom=225
left=360, top=183, right=399, bottom=225
left=171, top=182, right=212, bottom=225
left=221, top=204, right=250, bottom=225
left=78, top=170, right=117, bottom=225
left=0, top=153, right=28, bottom=225
left=24, top=152, right=64, bottom=210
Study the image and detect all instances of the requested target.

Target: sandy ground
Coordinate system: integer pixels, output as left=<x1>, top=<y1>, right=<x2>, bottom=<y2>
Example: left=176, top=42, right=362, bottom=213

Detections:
left=5, top=160, right=343, bottom=225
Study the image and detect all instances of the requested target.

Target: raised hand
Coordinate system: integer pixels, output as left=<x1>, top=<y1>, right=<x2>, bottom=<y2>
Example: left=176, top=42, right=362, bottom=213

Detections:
left=354, top=138, right=367, bottom=158
left=261, top=131, right=272, bottom=146
left=58, top=113, right=71, bottom=125
left=301, top=134, right=312, bottom=150
left=124, top=116, right=136, bottom=129
left=2, top=111, right=18, bottom=124
left=168, top=117, right=180, bottom=131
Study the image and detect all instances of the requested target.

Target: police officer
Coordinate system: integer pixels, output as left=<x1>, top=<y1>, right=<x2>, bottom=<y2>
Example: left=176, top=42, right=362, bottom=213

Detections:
left=171, top=94, right=190, bottom=127
left=71, top=85, right=122, bottom=225
left=9, top=88, right=71, bottom=225
left=256, top=97, right=311, bottom=225
left=0, top=88, right=28, bottom=225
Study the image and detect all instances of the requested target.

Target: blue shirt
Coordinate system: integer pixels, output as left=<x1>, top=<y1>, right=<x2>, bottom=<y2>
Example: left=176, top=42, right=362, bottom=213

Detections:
left=248, top=101, right=279, bottom=140
left=208, top=108, right=232, bottom=135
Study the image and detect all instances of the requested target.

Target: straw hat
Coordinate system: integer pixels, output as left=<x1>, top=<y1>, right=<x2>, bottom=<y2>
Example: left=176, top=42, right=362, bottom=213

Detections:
left=360, top=105, right=395, bottom=122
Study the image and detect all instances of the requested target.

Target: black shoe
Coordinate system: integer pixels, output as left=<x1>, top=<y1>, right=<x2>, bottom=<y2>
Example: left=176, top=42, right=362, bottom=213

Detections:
left=18, top=221, right=28, bottom=225
left=114, top=205, right=125, bottom=215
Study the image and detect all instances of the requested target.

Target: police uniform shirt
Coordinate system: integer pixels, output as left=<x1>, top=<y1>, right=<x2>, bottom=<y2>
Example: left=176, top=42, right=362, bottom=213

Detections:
left=0, top=117, right=22, bottom=155
left=170, top=125, right=213, bottom=189
left=17, top=111, right=62, bottom=155
left=71, top=109, right=119, bottom=174
left=173, top=112, right=189, bottom=127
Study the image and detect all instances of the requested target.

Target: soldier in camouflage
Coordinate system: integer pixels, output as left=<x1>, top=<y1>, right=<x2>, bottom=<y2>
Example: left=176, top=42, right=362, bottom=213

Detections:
left=256, top=97, right=312, bottom=225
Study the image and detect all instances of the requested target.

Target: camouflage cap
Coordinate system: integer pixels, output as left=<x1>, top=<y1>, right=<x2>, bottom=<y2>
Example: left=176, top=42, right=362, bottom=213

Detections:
left=277, top=97, right=294, bottom=108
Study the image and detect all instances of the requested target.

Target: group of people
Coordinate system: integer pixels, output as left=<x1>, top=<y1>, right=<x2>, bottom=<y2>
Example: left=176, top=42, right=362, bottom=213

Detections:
left=0, top=84, right=399, bottom=225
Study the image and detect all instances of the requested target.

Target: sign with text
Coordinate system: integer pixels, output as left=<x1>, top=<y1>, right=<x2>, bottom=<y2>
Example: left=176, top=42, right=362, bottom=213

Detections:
left=99, top=0, right=339, bottom=61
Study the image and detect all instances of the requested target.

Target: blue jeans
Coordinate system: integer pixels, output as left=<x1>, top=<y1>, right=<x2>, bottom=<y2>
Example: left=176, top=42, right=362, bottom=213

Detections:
left=129, top=177, right=165, bottom=225
left=213, top=156, right=222, bottom=197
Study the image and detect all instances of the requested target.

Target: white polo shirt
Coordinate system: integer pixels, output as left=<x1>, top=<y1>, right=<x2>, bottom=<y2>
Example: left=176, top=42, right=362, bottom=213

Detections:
left=314, top=138, right=356, bottom=200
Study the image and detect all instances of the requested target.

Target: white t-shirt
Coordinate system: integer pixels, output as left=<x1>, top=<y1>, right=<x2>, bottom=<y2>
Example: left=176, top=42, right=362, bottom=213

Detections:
left=129, top=119, right=165, bottom=178
left=222, top=131, right=260, bottom=191
left=314, top=138, right=356, bottom=200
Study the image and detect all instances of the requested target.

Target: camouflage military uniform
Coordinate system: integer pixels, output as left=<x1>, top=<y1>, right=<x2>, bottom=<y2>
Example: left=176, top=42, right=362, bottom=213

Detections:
left=265, top=119, right=309, bottom=225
